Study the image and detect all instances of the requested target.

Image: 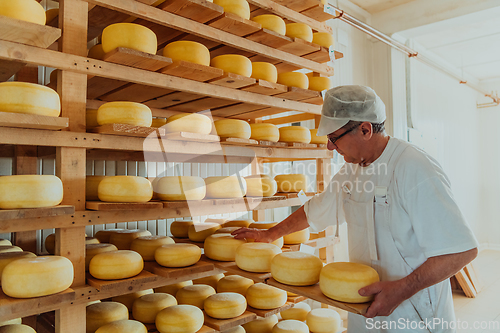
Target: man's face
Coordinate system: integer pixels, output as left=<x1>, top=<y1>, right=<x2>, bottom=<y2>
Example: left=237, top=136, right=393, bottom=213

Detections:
left=327, top=124, right=364, bottom=164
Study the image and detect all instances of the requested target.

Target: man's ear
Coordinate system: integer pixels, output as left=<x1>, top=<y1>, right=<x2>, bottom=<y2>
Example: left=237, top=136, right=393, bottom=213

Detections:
left=360, top=122, right=373, bottom=136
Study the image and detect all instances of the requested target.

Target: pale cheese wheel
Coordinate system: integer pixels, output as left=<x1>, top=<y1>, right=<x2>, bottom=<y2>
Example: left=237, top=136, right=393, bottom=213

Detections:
left=0, top=319, right=21, bottom=328
left=213, top=0, right=250, bottom=20
left=175, top=284, right=215, bottom=309
left=0, top=240, right=11, bottom=246
left=111, top=289, right=153, bottom=311
left=272, top=319, right=309, bottom=333
left=98, top=176, right=153, bottom=203
left=151, top=118, right=167, bottom=128
left=222, top=219, right=253, bottom=228
left=130, top=236, right=174, bottom=261
left=170, top=220, right=194, bottom=238
left=86, top=176, right=108, bottom=201
left=109, top=229, right=152, bottom=250
left=89, top=250, right=143, bottom=280
left=205, top=218, right=228, bottom=225
left=0, top=175, right=63, bottom=209
left=224, top=326, right=245, bottom=333
left=102, top=23, right=157, bottom=54
left=278, top=126, right=311, bottom=144
left=312, top=32, right=335, bottom=48
left=235, top=242, right=281, bottom=273
left=204, top=292, right=247, bottom=319
left=86, top=108, right=99, bottom=128
left=86, top=302, right=129, bottom=333
left=251, top=62, right=278, bottom=83
left=97, top=102, right=152, bottom=127
left=214, top=119, right=251, bottom=139
left=133, top=293, right=177, bottom=323
left=246, top=283, right=287, bottom=309
left=163, top=41, right=210, bottom=66
left=154, top=280, right=192, bottom=295
left=44, top=233, right=56, bottom=254
left=0, top=324, right=36, bottom=333
left=86, top=237, right=100, bottom=245
left=285, top=23, right=313, bottom=42
left=0, top=246, right=21, bottom=254
left=94, top=229, right=124, bottom=243
left=88, top=44, right=106, bottom=60
left=155, top=304, right=204, bottom=333
left=308, top=77, right=332, bottom=92
left=243, top=315, right=278, bottom=333
left=244, top=174, right=278, bottom=197
left=0, top=252, right=36, bottom=283
left=188, top=223, right=221, bottom=242
left=280, top=302, right=311, bottom=321
left=155, top=176, right=206, bottom=201
left=246, top=221, right=284, bottom=248
left=214, top=227, right=238, bottom=234
left=306, top=308, right=341, bottom=333
left=211, top=55, right=252, bottom=77
left=319, top=262, right=380, bottom=303
left=204, top=234, right=246, bottom=261
left=205, top=176, right=247, bottom=199
left=271, top=252, right=323, bottom=286
left=0, top=0, right=45, bottom=25
left=217, top=275, right=254, bottom=296
left=192, top=273, right=224, bottom=289
left=95, top=320, right=147, bottom=333
left=86, top=243, right=118, bottom=271
left=164, top=113, right=212, bottom=134
left=155, top=243, right=201, bottom=267
left=310, top=129, right=328, bottom=144
left=251, top=15, right=285, bottom=35
left=274, top=174, right=307, bottom=193
left=277, top=72, right=309, bottom=89
left=0, top=82, right=60, bottom=117
left=283, top=228, right=310, bottom=245
left=2, top=256, right=73, bottom=298
left=250, top=123, right=280, bottom=142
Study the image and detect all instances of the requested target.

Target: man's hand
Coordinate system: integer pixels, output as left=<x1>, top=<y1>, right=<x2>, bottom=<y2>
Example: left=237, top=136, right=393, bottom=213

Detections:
left=231, top=227, right=276, bottom=243
left=359, top=280, right=410, bottom=318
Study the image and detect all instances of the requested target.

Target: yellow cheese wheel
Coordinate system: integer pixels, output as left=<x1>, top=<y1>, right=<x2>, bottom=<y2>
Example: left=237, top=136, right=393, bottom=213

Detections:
left=306, top=308, right=341, bottom=333
left=272, top=320, right=309, bottom=333
left=245, top=174, right=278, bottom=197
left=170, top=220, right=194, bottom=238
left=271, top=252, right=323, bottom=286
left=287, top=291, right=298, bottom=297
left=214, top=119, right=251, bottom=139
left=319, top=262, right=380, bottom=303
left=98, top=176, right=153, bottom=203
left=0, top=246, right=21, bottom=254
left=0, top=324, right=36, bottom=333
left=204, top=292, right=247, bottom=319
left=205, top=176, right=247, bottom=199
left=211, top=55, right=252, bottom=77
left=86, top=243, right=118, bottom=271
left=250, top=123, right=280, bottom=142
left=164, top=113, right=212, bottom=134
left=89, top=250, right=143, bottom=280
left=312, top=32, right=335, bottom=48
left=151, top=118, right=167, bottom=128
left=246, top=283, right=287, bottom=309
left=155, top=243, right=201, bottom=268
left=0, top=252, right=36, bottom=283
left=283, top=228, right=310, bottom=244
left=222, top=219, right=253, bottom=228
left=0, top=175, right=63, bottom=209
left=215, top=227, right=239, bottom=234
left=97, top=102, right=152, bottom=127
left=251, top=62, right=278, bottom=83
left=45, top=8, right=58, bottom=23
left=0, top=0, right=45, bottom=25
left=205, top=218, right=227, bottom=225
left=109, top=229, right=152, bottom=250
left=213, top=0, right=250, bottom=20
left=278, top=126, right=311, bottom=144
left=192, top=273, right=224, bottom=289
left=95, top=320, right=147, bottom=333
left=246, top=221, right=284, bottom=248
left=155, top=176, right=206, bottom=201
left=111, top=289, right=153, bottom=311
left=86, top=176, right=108, bottom=201
left=308, top=77, right=332, bottom=92
left=0, top=240, right=11, bottom=246
left=217, top=275, right=254, bottom=296
left=86, top=108, right=99, bottom=128
left=130, top=236, right=174, bottom=261
left=0, top=82, right=60, bottom=117
left=310, top=129, right=328, bottom=144
left=243, top=315, right=278, bottom=333
left=175, top=284, right=215, bottom=309
left=86, top=302, right=129, bottom=333
left=277, top=72, right=309, bottom=89
left=285, top=23, right=313, bottom=42
left=156, top=304, right=204, bottom=333
left=86, top=237, right=100, bottom=245
left=0, top=320, right=22, bottom=328
left=94, top=229, right=124, bottom=243
left=102, top=23, right=157, bottom=54
left=280, top=302, right=311, bottom=321
left=188, top=223, right=221, bottom=242
left=224, top=326, right=245, bottom=333
left=163, top=41, right=210, bottom=66
left=154, top=280, right=192, bottom=295
left=2, top=256, right=73, bottom=298
left=88, top=44, right=106, bottom=60
left=275, top=174, right=308, bottom=192
left=251, top=15, right=285, bottom=35
left=204, top=234, right=246, bottom=261
left=44, top=233, right=56, bottom=254
left=133, top=293, right=177, bottom=323
left=235, top=242, right=281, bottom=273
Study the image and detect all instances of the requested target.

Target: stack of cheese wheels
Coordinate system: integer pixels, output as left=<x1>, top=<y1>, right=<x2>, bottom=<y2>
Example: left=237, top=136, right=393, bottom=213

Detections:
left=250, top=123, right=280, bottom=142
left=95, top=320, right=147, bottom=333
left=306, top=308, right=341, bottom=333
left=222, top=219, right=253, bottom=228
left=319, top=262, right=380, bottom=303
left=151, top=118, right=167, bottom=128
left=163, top=41, right=210, bottom=66
left=193, top=273, right=224, bottom=289
left=86, top=302, right=129, bottom=333
left=204, top=234, right=246, bottom=261
left=97, top=102, right=152, bottom=127
left=275, top=174, right=308, bottom=193
left=310, top=129, right=328, bottom=144
left=214, top=119, right=251, bottom=139
left=215, top=227, right=240, bottom=234
left=155, top=176, right=206, bottom=201
left=205, top=176, right=247, bottom=199
left=271, top=252, right=323, bottom=286
left=283, top=228, right=310, bottom=245
left=246, top=283, right=287, bottom=309
left=244, top=174, right=278, bottom=197
left=102, top=23, right=157, bottom=54
left=176, top=284, right=215, bottom=309
left=169, top=220, right=194, bottom=238
left=109, top=229, right=152, bottom=250
left=277, top=72, right=309, bottom=89
left=247, top=221, right=284, bottom=248
left=235, top=242, right=281, bottom=273
left=164, top=113, right=212, bottom=134
left=0, top=324, right=37, bottom=333
left=94, top=229, right=123, bottom=243
left=251, top=62, right=278, bottom=83
left=89, top=250, right=143, bottom=280
left=280, top=302, right=311, bottom=321
left=112, top=289, right=153, bottom=311
left=0, top=82, right=60, bottom=116
left=242, top=314, right=278, bottom=333
left=0, top=252, right=36, bottom=282
left=0, top=175, right=63, bottom=209
left=86, top=108, right=99, bottom=128
left=217, top=275, right=254, bottom=296
left=156, top=304, right=204, bottom=333
left=86, top=176, right=108, bottom=201
left=188, top=223, right=221, bottom=242
left=98, top=176, right=153, bottom=203
left=273, top=320, right=309, bottom=333
left=204, top=292, right=247, bottom=319
left=132, top=293, right=177, bottom=324
left=211, top=55, right=252, bottom=77
left=285, top=23, right=313, bottom=42
left=213, top=0, right=250, bottom=19
left=251, top=15, right=285, bottom=35
left=130, top=235, right=174, bottom=261
left=2, top=256, right=73, bottom=298
left=312, top=32, right=335, bottom=48
left=155, top=243, right=201, bottom=267
left=308, top=76, right=332, bottom=92
left=85, top=243, right=118, bottom=270
left=88, top=44, right=105, bottom=60
left=0, top=0, right=46, bottom=24
left=278, top=126, right=311, bottom=144
left=154, top=280, right=192, bottom=295
left=0, top=246, right=21, bottom=254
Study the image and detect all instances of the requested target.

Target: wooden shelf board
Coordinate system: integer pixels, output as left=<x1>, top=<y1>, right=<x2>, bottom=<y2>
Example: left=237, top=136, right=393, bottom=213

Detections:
left=0, top=112, right=69, bottom=131
left=99, top=83, right=176, bottom=103
left=158, top=0, right=224, bottom=24
left=220, top=137, right=259, bottom=146
left=103, top=47, right=173, bottom=71
left=200, top=255, right=237, bottom=270
left=300, top=4, right=336, bottom=22
left=0, top=205, right=75, bottom=221
left=302, top=46, right=330, bottom=63
left=208, top=12, right=262, bottom=37
left=171, top=237, right=205, bottom=248
left=256, top=140, right=287, bottom=148
left=211, top=103, right=266, bottom=117
left=170, top=97, right=238, bottom=113
left=89, top=124, right=165, bottom=137
left=86, top=270, right=159, bottom=292
left=287, top=295, right=307, bottom=303
left=146, top=325, right=217, bottom=333
left=162, top=132, right=220, bottom=142
left=301, top=95, right=324, bottom=105
left=241, top=80, right=288, bottom=96
left=246, top=28, right=293, bottom=48
left=278, top=38, right=320, bottom=56
left=0, top=60, right=26, bottom=82
left=0, top=15, right=61, bottom=49
left=145, top=260, right=218, bottom=279
left=285, top=142, right=319, bottom=149
left=209, top=73, right=256, bottom=89
left=87, top=76, right=129, bottom=100
left=220, top=262, right=272, bottom=283
left=145, top=91, right=205, bottom=109
left=247, top=302, right=294, bottom=318
left=210, top=45, right=257, bottom=59
left=86, top=201, right=164, bottom=211
left=274, top=87, right=321, bottom=101
left=160, top=61, right=224, bottom=82
left=271, top=0, right=320, bottom=13
left=275, top=192, right=316, bottom=199
left=203, top=310, right=256, bottom=331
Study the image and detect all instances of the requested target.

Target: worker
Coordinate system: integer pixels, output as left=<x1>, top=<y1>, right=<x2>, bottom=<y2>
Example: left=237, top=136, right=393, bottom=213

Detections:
left=233, top=85, right=478, bottom=333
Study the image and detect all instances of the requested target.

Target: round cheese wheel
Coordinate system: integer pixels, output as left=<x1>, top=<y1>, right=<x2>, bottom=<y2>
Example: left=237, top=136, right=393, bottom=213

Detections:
left=88, top=44, right=105, bottom=60
left=251, top=62, right=278, bottom=83
left=246, top=283, right=286, bottom=309
left=205, top=176, right=247, bottom=199
left=0, top=0, right=45, bottom=25
left=86, top=108, right=99, bottom=128
left=0, top=324, right=36, bottom=333
left=271, top=252, right=323, bottom=286
left=245, top=174, right=278, bottom=197
left=155, top=176, right=206, bottom=201
left=204, top=234, right=246, bottom=261
left=151, top=118, right=167, bottom=128
left=192, top=273, right=224, bottom=289
left=94, top=229, right=124, bottom=244
left=102, top=23, right=157, bottom=54
left=98, top=176, right=153, bottom=203
left=0, top=175, right=63, bottom=209
left=280, top=302, right=311, bottom=321
left=86, top=243, right=118, bottom=271
left=2, top=256, right=73, bottom=298
left=204, top=292, right=246, bottom=319
left=97, top=102, right=152, bottom=127
left=130, top=236, right=174, bottom=261
left=109, top=229, right=152, bottom=250
left=319, top=262, right=380, bottom=303
left=0, top=319, right=21, bottom=327
left=0, top=82, right=60, bottom=117
left=306, top=308, right=341, bottom=333
left=312, top=32, right=335, bottom=48
left=155, top=243, right=201, bottom=267
left=175, top=284, right=215, bottom=309
left=215, top=227, right=240, bottom=234
left=287, top=291, right=298, bottom=297
left=235, top=242, right=281, bottom=273
left=154, top=280, right=192, bottom=295
left=213, top=0, right=250, bottom=19
left=164, top=113, right=212, bottom=134
left=217, top=275, right=254, bottom=296
left=0, top=240, right=11, bottom=246
left=274, top=174, right=308, bottom=193
left=278, top=126, right=311, bottom=144
left=95, top=320, right=146, bottom=333
left=86, top=302, right=129, bottom=333
left=111, top=289, right=153, bottom=311
left=211, top=55, right=252, bottom=77
left=44, top=233, right=56, bottom=254
left=243, top=315, right=278, bottom=333
left=283, top=228, right=310, bottom=244
left=133, top=293, right=177, bottom=323
left=0, top=246, right=21, bottom=254
left=308, top=77, right=332, bottom=92
left=247, top=222, right=283, bottom=248
left=224, top=326, right=245, bottom=333
left=222, top=219, right=253, bottom=228
left=250, top=123, right=280, bottom=142
left=86, top=237, right=100, bottom=245
left=188, top=223, right=221, bottom=242
left=214, top=119, right=251, bottom=139
left=285, top=23, right=313, bottom=42
left=0, top=252, right=36, bottom=283
left=89, top=250, right=143, bottom=280
left=86, top=176, right=108, bottom=201
left=272, top=320, right=309, bottom=333
left=310, top=129, right=328, bottom=144
left=277, top=72, right=309, bottom=89
left=156, top=304, right=204, bottom=333
left=170, top=220, right=194, bottom=238
left=163, top=41, right=210, bottom=66
left=251, top=15, right=285, bottom=35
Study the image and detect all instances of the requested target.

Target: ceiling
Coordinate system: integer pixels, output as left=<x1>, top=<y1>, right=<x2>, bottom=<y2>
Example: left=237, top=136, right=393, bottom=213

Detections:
left=347, top=0, right=415, bottom=13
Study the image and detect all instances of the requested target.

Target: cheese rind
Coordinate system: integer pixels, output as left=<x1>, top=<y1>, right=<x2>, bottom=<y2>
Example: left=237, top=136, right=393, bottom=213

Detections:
left=97, top=102, right=152, bottom=127
left=88, top=44, right=106, bottom=60
left=155, top=304, right=204, bottom=333
left=111, top=289, right=153, bottom=311
left=0, top=324, right=37, bottom=333
left=272, top=320, right=309, bottom=333
left=251, top=15, right=285, bottom=35
left=155, top=243, right=201, bottom=268
left=213, top=0, right=250, bottom=19
left=86, top=176, right=108, bottom=201
left=0, top=82, right=60, bottom=117
left=164, top=113, right=212, bottom=134
left=271, top=252, right=323, bottom=286
left=86, top=302, right=129, bottom=333
left=204, top=234, right=246, bottom=261
left=0, top=0, right=46, bottom=25
left=308, top=77, right=332, bottom=92
left=251, top=62, right=278, bottom=83
left=312, top=32, right=335, bottom=48
left=175, top=284, right=216, bottom=309
left=0, top=175, right=63, bottom=209
left=285, top=23, right=313, bottom=42
left=163, top=41, right=210, bottom=66
left=132, top=293, right=177, bottom=324
left=95, top=320, right=147, bottom=333
left=204, top=292, right=247, bottom=319
left=310, top=129, right=328, bottom=144
left=245, top=283, right=287, bottom=309
left=306, top=308, right=341, bottom=333
left=205, top=176, right=247, bottom=199
left=211, top=55, right=252, bottom=77
left=188, top=223, right=221, bottom=242
left=192, top=273, right=225, bottom=289
left=280, top=302, right=311, bottom=322
left=0, top=252, right=36, bottom=284
left=214, top=119, right=251, bottom=139
left=170, top=220, right=194, bottom=238
left=89, top=250, right=144, bottom=280
left=283, top=228, right=310, bottom=245
left=130, top=235, right=174, bottom=261
left=102, top=23, right=157, bottom=54
left=274, top=174, right=308, bottom=193
left=217, top=275, right=254, bottom=296
left=245, top=175, right=278, bottom=197
left=277, top=72, right=309, bottom=89
left=155, top=176, right=206, bottom=201
left=109, top=229, right=152, bottom=250
left=235, top=242, right=281, bottom=273
left=86, top=243, right=118, bottom=271
left=242, top=315, right=278, bottom=333
left=154, top=280, right=192, bottom=295
left=278, top=126, right=311, bottom=144
left=98, top=176, right=153, bottom=203
left=250, top=123, right=280, bottom=142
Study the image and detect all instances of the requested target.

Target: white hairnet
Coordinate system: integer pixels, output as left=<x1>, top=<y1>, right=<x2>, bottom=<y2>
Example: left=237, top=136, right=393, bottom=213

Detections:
left=317, top=85, right=386, bottom=136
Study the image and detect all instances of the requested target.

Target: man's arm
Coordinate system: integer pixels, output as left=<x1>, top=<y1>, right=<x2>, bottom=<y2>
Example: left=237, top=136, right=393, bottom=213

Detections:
left=360, top=247, right=478, bottom=318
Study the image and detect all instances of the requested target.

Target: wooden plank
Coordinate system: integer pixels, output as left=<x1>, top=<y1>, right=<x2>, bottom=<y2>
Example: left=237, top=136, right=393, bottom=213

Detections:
left=100, top=84, right=175, bottom=103
left=246, top=29, right=293, bottom=48
left=134, top=19, right=185, bottom=47
left=464, top=263, right=483, bottom=293
left=276, top=192, right=316, bottom=198
left=247, top=302, right=294, bottom=317
left=161, top=61, right=224, bottom=82
left=171, top=237, right=204, bottom=247
left=0, top=112, right=69, bottom=130
left=163, top=132, right=220, bottom=142
left=209, top=73, right=256, bottom=89
left=300, top=4, right=336, bottom=22
left=0, top=16, right=61, bottom=49
left=86, top=270, right=160, bottom=292
left=210, top=45, right=255, bottom=59
left=241, top=80, right=288, bottom=96
left=204, top=311, right=256, bottom=331
left=0, top=60, right=25, bottom=82
left=178, top=34, right=222, bottom=50
left=455, top=269, right=477, bottom=298
left=274, top=87, right=320, bottom=101
left=278, top=38, right=320, bottom=56
left=146, top=324, right=216, bottom=333
left=257, top=140, right=287, bottom=147
left=302, top=95, right=324, bottom=105
left=220, top=138, right=259, bottom=146
left=157, top=0, right=224, bottom=23
left=90, top=124, right=165, bottom=137
left=145, top=92, right=204, bottom=109
left=285, top=142, right=319, bottom=149
left=211, top=103, right=266, bottom=117
left=148, top=260, right=217, bottom=279
left=170, top=97, right=238, bottom=113
left=103, top=47, right=173, bottom=71
left=287, top=295, right=307, bottom=303
left=87, top=77, right=129, bottom=100
left=302, top=46, right=330, bottom=63
left=262, top=113, right=316, bottom=125
left=0, top=206, right=75, bottom=221
left=208, top=12, right=262, bottom=37
left=233, top=106, right=292, bottom=120
left=86, top=201, right=163, bottom=210
left=221, top=262, right=272, bottom=283
left=271, top=0, right=320, bottom=12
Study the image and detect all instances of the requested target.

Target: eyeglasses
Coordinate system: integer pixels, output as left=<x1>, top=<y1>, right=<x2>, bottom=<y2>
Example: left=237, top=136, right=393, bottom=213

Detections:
left=327, top=126, right=357, bottom=146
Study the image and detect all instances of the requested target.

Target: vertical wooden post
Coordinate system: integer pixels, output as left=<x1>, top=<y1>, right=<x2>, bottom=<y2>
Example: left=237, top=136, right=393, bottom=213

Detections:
left=251, top=157, right=266, bottom=221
